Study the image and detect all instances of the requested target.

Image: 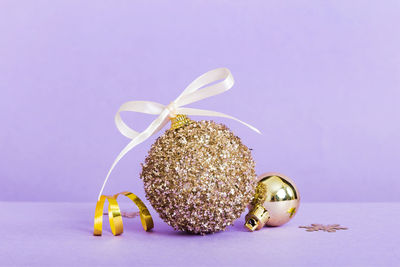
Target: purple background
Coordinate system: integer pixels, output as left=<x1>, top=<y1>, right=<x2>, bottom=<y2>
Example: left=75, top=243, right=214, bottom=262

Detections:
left=1, top=0, right=399, bottom=202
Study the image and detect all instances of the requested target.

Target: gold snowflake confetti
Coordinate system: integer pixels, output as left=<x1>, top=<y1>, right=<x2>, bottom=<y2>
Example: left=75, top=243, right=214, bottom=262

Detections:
left=299, top=224, right=348, bottom=232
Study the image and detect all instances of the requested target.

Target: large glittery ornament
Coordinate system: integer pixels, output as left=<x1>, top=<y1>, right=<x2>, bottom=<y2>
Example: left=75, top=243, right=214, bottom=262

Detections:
left=140, top=116, right=256, bottom=234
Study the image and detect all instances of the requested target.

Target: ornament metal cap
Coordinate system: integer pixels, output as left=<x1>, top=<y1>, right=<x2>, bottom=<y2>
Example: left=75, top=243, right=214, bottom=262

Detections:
left=245, top=204, right=270, bottom=231
left=170, top=114, right=192, bottom=130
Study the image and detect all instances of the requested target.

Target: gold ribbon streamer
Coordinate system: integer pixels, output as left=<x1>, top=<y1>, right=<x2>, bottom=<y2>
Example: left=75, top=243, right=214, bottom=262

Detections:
left=93, top=191, right=154, bottom=236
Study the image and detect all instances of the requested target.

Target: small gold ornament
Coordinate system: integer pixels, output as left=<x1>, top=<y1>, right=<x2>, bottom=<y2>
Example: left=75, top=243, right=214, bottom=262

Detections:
left=141, top=115, right=257, bottom=234
left=245, top=172, right=300, bottom=231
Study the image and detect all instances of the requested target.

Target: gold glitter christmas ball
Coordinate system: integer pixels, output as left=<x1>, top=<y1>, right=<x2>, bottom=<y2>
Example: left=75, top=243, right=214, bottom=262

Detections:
left=140, top=118, right=256, bottom=234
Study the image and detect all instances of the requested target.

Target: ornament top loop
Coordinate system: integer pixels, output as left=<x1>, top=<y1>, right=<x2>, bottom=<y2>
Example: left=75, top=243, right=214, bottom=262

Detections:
left=97, top=67, right=261, bottom=200
left=170, top=114, right=192, bottom=130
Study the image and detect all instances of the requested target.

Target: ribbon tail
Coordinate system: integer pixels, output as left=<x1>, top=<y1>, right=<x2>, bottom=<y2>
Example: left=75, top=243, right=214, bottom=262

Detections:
left=97, top=112, right=170, bottom=200
left=178, top=107, right=261, bottom=134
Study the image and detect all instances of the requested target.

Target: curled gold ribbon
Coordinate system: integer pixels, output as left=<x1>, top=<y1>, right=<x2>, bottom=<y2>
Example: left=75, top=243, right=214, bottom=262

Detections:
left=94, top=191, right=153, bottom=236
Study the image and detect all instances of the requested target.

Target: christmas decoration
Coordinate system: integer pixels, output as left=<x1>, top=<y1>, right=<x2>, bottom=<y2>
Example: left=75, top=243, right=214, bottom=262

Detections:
left=245, top=172, right=300, bottom=231
left=141, top=116, right=256, bottom=234
left=299, top=224, right=348, bottom=232
left=93, top=191, right=154, bottom=236
left=94, top=68, right=260, bottom=236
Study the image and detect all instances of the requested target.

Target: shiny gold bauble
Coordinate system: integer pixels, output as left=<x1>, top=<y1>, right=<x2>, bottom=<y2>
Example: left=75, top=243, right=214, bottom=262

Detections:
left=245, top=172, right=300, bottom=231
left=140, top=116, right=257, bottom=234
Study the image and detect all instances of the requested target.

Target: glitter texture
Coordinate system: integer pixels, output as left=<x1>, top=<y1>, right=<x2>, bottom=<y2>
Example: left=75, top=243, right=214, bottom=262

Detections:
left=140, top=120, right=256, bottom=234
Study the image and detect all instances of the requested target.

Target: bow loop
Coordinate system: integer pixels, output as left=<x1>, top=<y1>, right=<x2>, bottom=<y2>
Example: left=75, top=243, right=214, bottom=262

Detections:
left=174, top=68, right=234, bottom=107
left=98, top=68, right=260, bottom=200
left=115, top=101, right=165, bottom=139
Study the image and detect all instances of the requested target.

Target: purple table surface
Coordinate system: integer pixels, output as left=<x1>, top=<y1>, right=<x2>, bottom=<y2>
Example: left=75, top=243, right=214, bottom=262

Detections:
left=0, top=202, right=399, bottom=266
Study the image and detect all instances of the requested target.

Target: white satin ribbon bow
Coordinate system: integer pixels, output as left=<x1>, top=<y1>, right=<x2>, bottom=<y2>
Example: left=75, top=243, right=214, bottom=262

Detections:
left=98, top=67, right=261, bottom=199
